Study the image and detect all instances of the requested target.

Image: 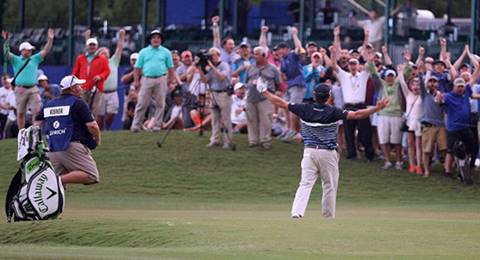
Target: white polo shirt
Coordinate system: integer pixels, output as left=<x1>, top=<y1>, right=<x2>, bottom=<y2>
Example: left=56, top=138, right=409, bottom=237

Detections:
left=336, top=68, right=370, bottom=104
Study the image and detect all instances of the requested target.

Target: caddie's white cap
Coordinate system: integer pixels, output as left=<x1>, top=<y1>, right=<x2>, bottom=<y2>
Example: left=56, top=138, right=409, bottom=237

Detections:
left=37, top=74, right=48, bottom=82
left=19, top=42, right=35, bottom=52
left=60, top=75, right=86, bottom=90
left=130, top=52, right=139, bottom=60
left=234, top=82, right=245, bottom=91
left=86, top=38, right=98, bottom=46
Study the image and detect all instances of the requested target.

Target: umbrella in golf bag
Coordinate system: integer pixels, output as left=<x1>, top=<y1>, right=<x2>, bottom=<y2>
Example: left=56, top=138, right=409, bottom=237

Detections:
left=5, top=126, right=65, bottom=222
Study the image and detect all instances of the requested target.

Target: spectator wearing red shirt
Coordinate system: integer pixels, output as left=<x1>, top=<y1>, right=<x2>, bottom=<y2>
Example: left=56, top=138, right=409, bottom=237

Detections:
left=72, top=35, right=110, bottom=122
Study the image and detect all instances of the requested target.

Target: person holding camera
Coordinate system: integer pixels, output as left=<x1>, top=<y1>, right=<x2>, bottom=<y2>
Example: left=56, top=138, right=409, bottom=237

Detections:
left=198, top=47, right=234, bottom=149
left=245, top=46, right=282, bottom=149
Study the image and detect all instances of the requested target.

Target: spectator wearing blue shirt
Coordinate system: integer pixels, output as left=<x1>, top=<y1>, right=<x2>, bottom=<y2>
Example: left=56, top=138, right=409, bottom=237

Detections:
left=431, top=60, right=454, bottom=93
left=303, top=52, right=326, bottom=103
left=131, top=30, right=175, bottom=132
left=37, top=74, right=61, bottom=104
left=231, top=42, right=255, bottom=83
left=436, top=75, right=480, bottom=179
left=257, top=82, right=389, bottom=219
left=277, top=27, right=306, bottom=141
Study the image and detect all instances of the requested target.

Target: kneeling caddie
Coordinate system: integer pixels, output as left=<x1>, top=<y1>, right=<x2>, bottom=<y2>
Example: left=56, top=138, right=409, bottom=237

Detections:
left=258, top=82, right=389, bottom=219
left=35, top=75, right=101, bottom=186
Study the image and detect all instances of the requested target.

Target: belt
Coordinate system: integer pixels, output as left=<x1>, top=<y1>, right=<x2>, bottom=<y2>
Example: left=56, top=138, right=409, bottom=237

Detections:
left=143, top=74, right=166, bottom=78
left=304, top=144, right=335, bottom=150
left=343, top=103, right=366, bottom=110
left=421, top=122, right=434, bottom=128
left=211, top=89, right=228, bottom=93
left=103, top=89, right=117, bottom=93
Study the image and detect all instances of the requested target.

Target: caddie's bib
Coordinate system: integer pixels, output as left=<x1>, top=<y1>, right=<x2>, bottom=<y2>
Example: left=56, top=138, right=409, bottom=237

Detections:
left=43, top=95, right=77, bottom=152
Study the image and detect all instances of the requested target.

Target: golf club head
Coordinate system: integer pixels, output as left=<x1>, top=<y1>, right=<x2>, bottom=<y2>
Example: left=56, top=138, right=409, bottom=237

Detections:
left=231, top=144, right=236, bottom=151
left=157, top=141, right=162, bottom=148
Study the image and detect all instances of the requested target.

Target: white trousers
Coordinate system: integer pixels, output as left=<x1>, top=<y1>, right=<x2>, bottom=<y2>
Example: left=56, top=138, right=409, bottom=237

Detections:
left=291, top=148, right=340, bottom=218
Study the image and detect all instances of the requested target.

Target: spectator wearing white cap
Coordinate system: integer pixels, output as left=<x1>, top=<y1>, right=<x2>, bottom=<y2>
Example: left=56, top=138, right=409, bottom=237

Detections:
left=72, top=30, right=111, bottom=121
left=245, top=46, right=282, bottom=149
left=3, top=77, right=18, bottom=139
left=232, top=42, right=255, bottom=83
left=331, top=45, right=375, bottom=161
left=37, top=74, right=60, bottom=104
left=35, top=75, right=101, bottom=187
left=369, top=53, right=413, bottom=170
left=231, top=82, right=248, bottom=133
left=96, top=29, right=126, bottom=130
left=436, top=74, right=480, bottom=180
left=0, top=76, right=13, bottom=139
left=1, top=29, right=54, bottom=130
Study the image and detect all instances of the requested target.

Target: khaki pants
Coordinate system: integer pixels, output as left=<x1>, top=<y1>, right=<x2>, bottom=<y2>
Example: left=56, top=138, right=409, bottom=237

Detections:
left=131, top=76, right=167, bottom=130
left=14, top=86, right=41, bottom=114
left=246, top=99, right=274, bottom=146
left=210, top=92, right=233, bottom=144
left=291, top=148, right=339, bottom=218
left=82, top=89, right=103, bottom=117
left=48, top=142, right=100, bottom=183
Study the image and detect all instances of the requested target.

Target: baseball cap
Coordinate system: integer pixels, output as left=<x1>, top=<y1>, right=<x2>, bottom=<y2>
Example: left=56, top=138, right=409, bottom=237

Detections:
left=130, top=52, right=139, bottom=60
left=234, top=82, right=245, bottom=91
left=86, top=38, right=98, bottom=46
left=37, top=74, right=48, bottom=82
left=306, top=41, right=317, bottom=48
left=275, top=42, right=289, bottom=50
left=172, top=88, right=183, bottom=97
left=60, top=75, right=86, bottom=90
left=348, top=58, right=359, bottom=65
left=313, top=83, right=331, bottom=95
left=349, top=49, right=360, bottom=55
left=459, top=63, right=470, bottom=70
left=239, top=42, right=251, bottom=48
left=19, top=42, right=35, bottom=52
left=311, top=52, right=321, bottom=58
left=385, top=69, right=397, bottom=77
left=375, top=52, right=383, bottom=58
left=433, top=60, right=446, bottom=67
left=454, top=77, right=466, bottom=87
left=181, top=50, right=192, bottom=58
left=427, top=75, right=439, bottom=82
left=149, top=29, right=163, bottom=40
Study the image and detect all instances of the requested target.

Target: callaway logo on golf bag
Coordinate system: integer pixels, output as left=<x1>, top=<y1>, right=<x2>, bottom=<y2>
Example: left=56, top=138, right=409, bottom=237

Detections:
left=5, top=126, right=65, bottom=222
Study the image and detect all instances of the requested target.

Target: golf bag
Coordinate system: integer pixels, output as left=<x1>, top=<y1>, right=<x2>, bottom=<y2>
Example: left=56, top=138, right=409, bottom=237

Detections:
left=5, top=126, right=65, bottom=222
left=452, top=140, right=474, bottom=185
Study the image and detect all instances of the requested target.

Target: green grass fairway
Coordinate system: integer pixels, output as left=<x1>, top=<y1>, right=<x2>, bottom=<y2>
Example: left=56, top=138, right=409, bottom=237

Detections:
left=1, top=131, right=480, bottom=259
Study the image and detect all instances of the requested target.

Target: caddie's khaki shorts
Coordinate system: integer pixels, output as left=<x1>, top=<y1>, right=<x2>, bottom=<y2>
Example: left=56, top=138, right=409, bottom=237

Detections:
left=48, top=142, right=100, bottom=183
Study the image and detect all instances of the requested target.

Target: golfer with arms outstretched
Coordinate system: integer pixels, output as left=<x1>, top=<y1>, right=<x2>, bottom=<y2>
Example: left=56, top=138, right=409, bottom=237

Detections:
left=258, top=80, right=389, bottom=218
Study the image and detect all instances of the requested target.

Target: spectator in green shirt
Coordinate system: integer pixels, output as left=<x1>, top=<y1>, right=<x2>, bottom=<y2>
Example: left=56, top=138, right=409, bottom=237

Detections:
left=2, top=29, right=54, bottom=130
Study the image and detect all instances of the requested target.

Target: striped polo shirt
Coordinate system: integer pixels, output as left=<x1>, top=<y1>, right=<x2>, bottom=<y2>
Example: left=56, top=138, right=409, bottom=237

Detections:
left=288, top=103, right=348, bottom=149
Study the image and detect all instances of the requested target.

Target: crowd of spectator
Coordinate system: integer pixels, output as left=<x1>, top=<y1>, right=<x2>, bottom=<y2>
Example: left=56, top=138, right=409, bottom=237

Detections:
left=2, top=11, right=480, bottom=181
